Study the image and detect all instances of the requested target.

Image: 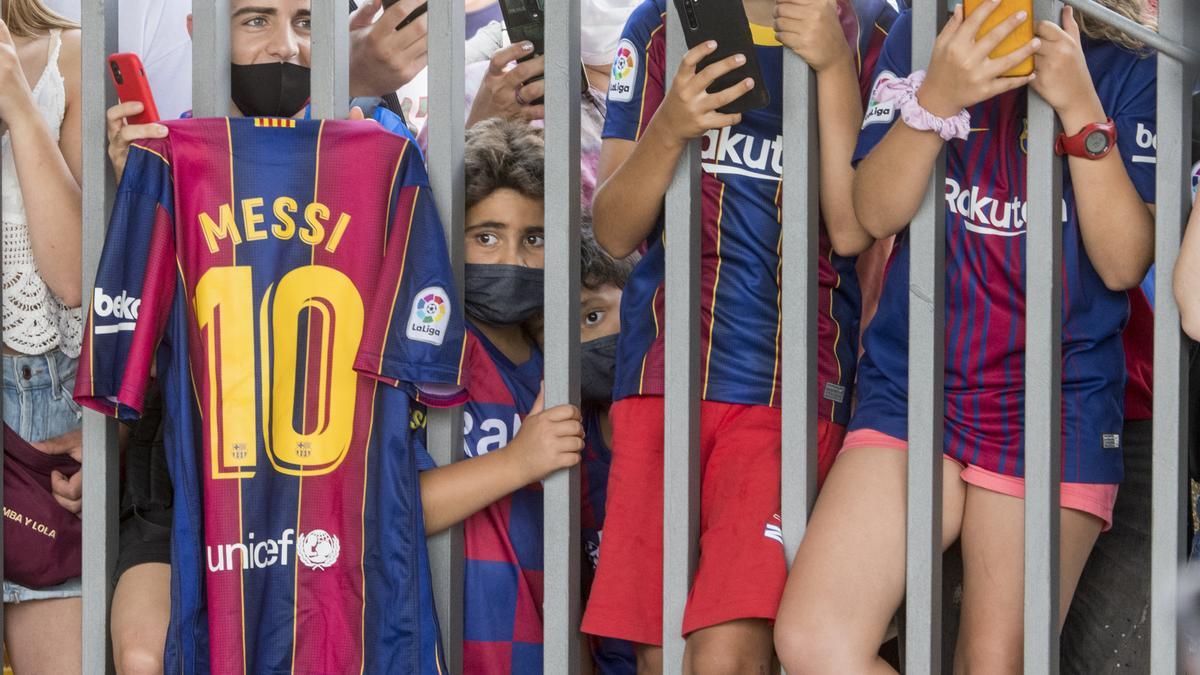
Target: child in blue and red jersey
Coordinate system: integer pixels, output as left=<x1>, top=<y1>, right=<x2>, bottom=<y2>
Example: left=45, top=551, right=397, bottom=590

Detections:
left=413, top=118, right=637, bottom=674
left=581, top=0, right=898, bottom=669
left=775, top=1, right=1157, bottom=671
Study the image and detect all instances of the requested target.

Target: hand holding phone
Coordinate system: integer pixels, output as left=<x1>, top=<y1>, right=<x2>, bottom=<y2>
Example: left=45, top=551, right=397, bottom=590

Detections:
left=964, top=0, right=1035, bottom=77
left=671, top=0, right=769, bottom=114
left=107, top=53, right=159, bottom=124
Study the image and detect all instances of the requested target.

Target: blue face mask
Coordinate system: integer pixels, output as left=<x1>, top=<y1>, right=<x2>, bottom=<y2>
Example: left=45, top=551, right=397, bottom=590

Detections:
left=464, top=264, right=545, bottom=326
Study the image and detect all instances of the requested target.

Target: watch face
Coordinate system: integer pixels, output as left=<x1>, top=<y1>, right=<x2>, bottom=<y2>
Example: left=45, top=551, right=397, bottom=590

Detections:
left=1085, top=130, right=1109, bottom=155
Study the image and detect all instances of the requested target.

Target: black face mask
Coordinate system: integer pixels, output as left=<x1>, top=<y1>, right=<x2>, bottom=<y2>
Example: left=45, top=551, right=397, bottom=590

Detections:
left=580, top=334, right=618, bottom=406
left=464, top=264, right=545, bottom=326
left=230, top=62, right=311, bottom=119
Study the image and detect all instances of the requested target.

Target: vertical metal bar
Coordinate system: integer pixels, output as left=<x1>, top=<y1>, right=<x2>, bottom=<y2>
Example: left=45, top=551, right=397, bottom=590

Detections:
left=1024, top=1, right=1065, bottom=672
left=905, top=3, right=946, bottom=673
left=0, top=0, right=6, bottom=650
left=542, top=1, right=582, bottom=672
left=426, top=3, right=466, bottom=673
left=662, top=3, right=702, bottom=667
left=779, top=47, right=819, bottom=564
left=1151, top=0, right=1194, bottom=671
left=81, top=0, right=120, bottom=672
left=191, top=0, right=230, bottom=117
left=309, top=0, right=349, bottom=119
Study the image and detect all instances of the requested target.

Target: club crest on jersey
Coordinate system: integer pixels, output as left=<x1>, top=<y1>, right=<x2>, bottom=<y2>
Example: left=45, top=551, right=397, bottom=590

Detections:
left=296, top=529, right=340, bottom=571
left=407, top=286, right=450, bottom=346
left=863, top=71, right=898, bottom=129
left=701, top=127, right=783, bottom=182
left=609, top=39, right=638, bottom=103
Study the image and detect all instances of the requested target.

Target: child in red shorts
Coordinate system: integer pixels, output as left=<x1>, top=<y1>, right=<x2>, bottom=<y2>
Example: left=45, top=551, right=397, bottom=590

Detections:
left=581, top=0, right=899, bottom=669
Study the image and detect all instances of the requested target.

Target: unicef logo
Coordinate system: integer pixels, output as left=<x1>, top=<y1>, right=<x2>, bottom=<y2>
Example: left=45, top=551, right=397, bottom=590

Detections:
left=416, top=293, right=446, bottom=325
left=297, top=529, right=340, bottom=571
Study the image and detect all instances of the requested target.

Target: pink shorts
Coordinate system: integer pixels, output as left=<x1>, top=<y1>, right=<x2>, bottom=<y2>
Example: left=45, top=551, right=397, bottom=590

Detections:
left=840, top=429, right=1117, bottom=531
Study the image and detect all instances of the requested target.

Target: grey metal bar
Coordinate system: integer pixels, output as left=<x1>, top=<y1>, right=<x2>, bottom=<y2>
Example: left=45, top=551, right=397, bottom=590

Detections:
left=905, top=3, right=947, bottom=673
left=1024, top=0, right=1065, bottom=671
left=190, top=0, right=230, bottom=117
left=542, top=1, right=583, bottom=672
left=779, top=49, right=819, bottom=566
left=1062, top=0, right=1200, bottom=66
left=1151, top=0, right=1194, bottom=671
left=309, top=0, right=349, bottom=119
left=426, top=3, right=466, bottom=673
left=662, top=2, right=702, bottom=666
left=81, top=0, right=120, bottom=672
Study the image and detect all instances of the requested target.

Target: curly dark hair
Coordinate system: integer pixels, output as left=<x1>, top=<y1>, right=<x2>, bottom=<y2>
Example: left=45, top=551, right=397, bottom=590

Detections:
left=581, top=216, right=639, bottom=291
left=465, top=118, right=545, bottom=211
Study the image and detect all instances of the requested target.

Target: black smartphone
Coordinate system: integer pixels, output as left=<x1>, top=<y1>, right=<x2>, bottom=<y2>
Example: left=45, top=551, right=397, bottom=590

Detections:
left=671, top=0, right=769, bottom=114
left=380, top=0, right=427, bottom=31
left=497, top=0, right=546, bottom=105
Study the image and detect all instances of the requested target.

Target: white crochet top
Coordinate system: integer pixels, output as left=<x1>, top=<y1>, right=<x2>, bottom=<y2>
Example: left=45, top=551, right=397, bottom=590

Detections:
left=0, top=30, right=81, bottom=358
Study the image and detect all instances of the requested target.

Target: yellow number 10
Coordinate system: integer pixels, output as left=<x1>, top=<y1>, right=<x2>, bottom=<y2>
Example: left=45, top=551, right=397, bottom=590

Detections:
left=195, top=264, right=365, bottom=480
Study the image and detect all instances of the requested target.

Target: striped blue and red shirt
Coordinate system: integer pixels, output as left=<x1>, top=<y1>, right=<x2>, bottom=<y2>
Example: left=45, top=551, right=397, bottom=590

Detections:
left=603, top=0, right=897, bottom=423
left=849, top=10, right=1158, bottom=482
left=74, top=117, right=465, bottom=674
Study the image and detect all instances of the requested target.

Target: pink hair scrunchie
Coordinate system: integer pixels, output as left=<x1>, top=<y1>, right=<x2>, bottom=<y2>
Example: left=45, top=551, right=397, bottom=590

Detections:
left=874, top=70, right=971, bottom=142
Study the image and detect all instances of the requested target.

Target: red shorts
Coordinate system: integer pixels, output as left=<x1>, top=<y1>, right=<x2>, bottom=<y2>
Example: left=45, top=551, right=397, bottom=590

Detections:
left=840, top=429, right=1118, bottom=531
left=580, top=396, right=846, bottom=645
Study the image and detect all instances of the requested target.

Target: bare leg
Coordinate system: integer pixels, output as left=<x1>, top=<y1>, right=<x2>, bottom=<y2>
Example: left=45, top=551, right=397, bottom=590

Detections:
left=111, top=563, right=171, bottom=675
left=683, top=618, right=773, bottom=675
left=774, top=448, right=966, bottom=675
left=5, top=596, right=82, bottom=674
left=954, top=485, right=1103, bottom=675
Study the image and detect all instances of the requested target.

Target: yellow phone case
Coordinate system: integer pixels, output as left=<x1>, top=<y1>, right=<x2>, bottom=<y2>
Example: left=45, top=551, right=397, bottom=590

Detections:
left=964, top=0, right=1035, bottom=77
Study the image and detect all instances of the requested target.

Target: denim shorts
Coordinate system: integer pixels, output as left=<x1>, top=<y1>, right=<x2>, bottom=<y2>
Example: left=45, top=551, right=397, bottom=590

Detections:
left=2, top=348, right=83, bottom=603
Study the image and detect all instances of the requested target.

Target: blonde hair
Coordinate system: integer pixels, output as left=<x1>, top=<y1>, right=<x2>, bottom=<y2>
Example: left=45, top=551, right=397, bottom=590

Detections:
left=1077, top=0, right=1156, bottom=52
left=1, top=0, right=78, bottom=38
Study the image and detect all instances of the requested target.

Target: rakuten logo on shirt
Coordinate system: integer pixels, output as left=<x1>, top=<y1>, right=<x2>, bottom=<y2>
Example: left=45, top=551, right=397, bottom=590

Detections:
left=206, top=528, right=341, bottom=573
left=701, top=128, right=783, bottom=182
left=944, top=177, right=1066, bottom=237
left=93, top=288, right=140, bottom=334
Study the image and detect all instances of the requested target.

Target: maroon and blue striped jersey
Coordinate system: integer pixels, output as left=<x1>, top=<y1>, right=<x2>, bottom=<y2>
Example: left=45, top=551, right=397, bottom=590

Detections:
left=849, top=10, right=1157, bottom=482
left=413, top=324, right=633, bottom=674
left=603, top=0, right=896, bottom=422
left=75, top=117, right=467, bottom=674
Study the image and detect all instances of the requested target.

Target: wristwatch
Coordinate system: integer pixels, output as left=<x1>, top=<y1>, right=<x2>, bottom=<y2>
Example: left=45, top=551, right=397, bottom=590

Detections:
left=1054, top=119, right=1117, bottom=160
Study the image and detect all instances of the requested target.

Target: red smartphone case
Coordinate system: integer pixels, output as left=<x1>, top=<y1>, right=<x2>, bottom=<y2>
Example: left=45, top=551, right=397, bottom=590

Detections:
left=107, top=53, right=160, bottom=124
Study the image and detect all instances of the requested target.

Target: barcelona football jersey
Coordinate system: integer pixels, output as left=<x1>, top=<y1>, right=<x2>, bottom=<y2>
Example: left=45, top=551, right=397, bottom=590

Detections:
left=604, top=0, right=895, bottom=423
left=75, top=117, right=467, bottom=674
left=849, top=11, right=1157, bottom=482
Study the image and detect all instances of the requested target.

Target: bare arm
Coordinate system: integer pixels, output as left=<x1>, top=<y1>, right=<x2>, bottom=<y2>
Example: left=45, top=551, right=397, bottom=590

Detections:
left=420, top=390, right=584, bottom=535
left=593, top=43, right=754, bottom=259
left=1032, top=10, right=1153, bottom=291
left=1175, top=202, right=1200, bottom=340
left=853, top=5, right=1037, bottom=239
left=775, top=0, right=872, bottom=255
left=1, top=27, right=83, bottom=307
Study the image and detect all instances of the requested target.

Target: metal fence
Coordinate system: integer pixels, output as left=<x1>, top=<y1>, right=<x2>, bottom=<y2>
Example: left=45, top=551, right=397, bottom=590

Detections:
left=42, top=0, right=1193, bottom=673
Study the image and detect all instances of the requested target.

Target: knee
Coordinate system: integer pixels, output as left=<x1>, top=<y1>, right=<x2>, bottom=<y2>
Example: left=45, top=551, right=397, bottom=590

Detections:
left=114, top=639, right=164, bottom=675
left=774, top=619, right=863, bottom=675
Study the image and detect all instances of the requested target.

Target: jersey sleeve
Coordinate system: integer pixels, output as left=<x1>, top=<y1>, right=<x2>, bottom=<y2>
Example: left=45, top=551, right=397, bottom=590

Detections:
left=354, top=142, right=469, bottom=407
left=853, top=9, right=913, bottom=166
left=601, top=1, right=667, bottom=142
left=1110, top=53, right=1157, bottom=205
left=74, top=144, right=178, bottom=420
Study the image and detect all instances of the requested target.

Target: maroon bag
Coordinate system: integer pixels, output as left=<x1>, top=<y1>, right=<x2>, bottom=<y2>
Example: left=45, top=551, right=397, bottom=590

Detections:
left=3, top=425, right=81, bottom=588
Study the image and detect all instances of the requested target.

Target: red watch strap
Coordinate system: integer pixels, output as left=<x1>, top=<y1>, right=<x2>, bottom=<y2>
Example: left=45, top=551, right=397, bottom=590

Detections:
left=1054, top=118, right=1117, bottom=158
